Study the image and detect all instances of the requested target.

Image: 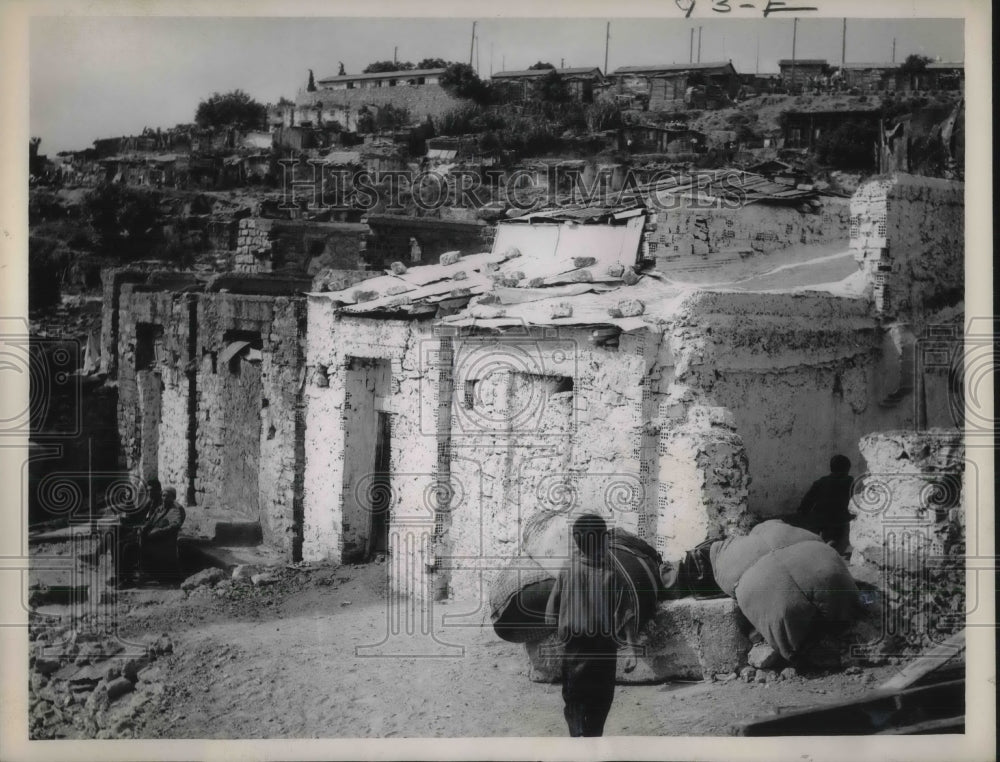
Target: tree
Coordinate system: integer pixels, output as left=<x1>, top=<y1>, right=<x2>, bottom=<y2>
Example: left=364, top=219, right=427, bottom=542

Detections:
left=363, top=60, right=414, bottom=73
left=899, top=54, right=933, bottom=73
left=307, top=69, right=317, bottom=91
left=533, top=69, right=571, bottom=104
left=195, top=90, right=266, bottom=130
left=439, top=62, right=493, bottom=105
left=338, top=61, right=346, bottom=76
left=528, top=61, right=556, bottom=70
left=899, top=54, right=934, bottom=90
left=417, top=58, right=449, bottom=70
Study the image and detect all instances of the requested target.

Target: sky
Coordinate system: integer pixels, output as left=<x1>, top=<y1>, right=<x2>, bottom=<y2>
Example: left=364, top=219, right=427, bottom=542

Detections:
left=29, top=16, right=964, bottom=154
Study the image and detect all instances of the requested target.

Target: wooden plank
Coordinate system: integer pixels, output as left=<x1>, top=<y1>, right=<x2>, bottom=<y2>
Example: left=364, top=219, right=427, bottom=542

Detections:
left=879, top=629, right=965, bottom=692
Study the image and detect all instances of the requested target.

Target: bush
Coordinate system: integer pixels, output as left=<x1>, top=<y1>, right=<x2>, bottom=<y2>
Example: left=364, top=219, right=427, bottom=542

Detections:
left=84, top=184, right=162, bottom=261
left=439, top=63, right=493, bottom=106
left=815, top=119, right=880, bottom=170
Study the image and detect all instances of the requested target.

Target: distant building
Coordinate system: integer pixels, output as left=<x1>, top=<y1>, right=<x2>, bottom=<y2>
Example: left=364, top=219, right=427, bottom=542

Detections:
left=316, top=68, right=447, bottom=91
left=840, top=61, right=964, bottom=93
left=611, top=62, right=738, bottom=109
left=490, top=66, right=605, bottom=103
left=778, top=59, right=830, bottom=90
left=839, top=62, right=901, bottom=92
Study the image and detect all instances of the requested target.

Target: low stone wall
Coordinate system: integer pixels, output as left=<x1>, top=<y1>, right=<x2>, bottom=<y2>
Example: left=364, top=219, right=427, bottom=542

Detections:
left=526, top=597, right=751, bottom=683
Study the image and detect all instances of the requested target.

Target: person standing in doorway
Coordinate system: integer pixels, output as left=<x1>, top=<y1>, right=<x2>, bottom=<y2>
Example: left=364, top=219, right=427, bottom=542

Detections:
left=797, top=454, right=856, bottom=557
left=546, top=513, right=639, bottom=737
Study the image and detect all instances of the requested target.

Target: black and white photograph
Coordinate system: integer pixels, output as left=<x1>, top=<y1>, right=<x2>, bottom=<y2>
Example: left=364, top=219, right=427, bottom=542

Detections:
left=0, top=0, right=994, bottom=759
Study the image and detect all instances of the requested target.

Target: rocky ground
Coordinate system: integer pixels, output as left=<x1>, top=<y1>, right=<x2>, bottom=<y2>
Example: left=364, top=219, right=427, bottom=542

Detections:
left=26, top=548, right=912, bottom=740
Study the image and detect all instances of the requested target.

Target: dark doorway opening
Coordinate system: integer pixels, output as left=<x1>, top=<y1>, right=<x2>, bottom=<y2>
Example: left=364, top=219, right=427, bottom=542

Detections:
left=367, top=411, right=391, bottom=559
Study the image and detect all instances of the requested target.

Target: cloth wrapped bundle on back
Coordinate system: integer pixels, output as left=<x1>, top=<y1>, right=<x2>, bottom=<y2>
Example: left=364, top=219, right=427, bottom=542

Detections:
left=489, top=511, right=663, bottom=643
left=710, top=519, right=860, bottom=661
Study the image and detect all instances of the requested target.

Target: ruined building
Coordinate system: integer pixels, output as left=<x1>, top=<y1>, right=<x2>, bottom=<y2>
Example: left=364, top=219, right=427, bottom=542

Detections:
left=103, top=173, right=964, bottom=616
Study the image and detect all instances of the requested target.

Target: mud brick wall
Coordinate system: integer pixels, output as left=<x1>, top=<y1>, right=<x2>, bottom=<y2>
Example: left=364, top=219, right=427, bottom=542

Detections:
left=850, top=174, right=964, bottom=320
left=660, top=290, right=914, bottom=517
left=444, top=326, right=662, bottom=603
left=116, top=287, right=195, bottom=498
left=362, top=216, right=494, bottom=270
left=303, top=303, right=441, bottom=599
left=194, top=294, right=306, bottom=555
left=648, top=198, right=850, bottom=273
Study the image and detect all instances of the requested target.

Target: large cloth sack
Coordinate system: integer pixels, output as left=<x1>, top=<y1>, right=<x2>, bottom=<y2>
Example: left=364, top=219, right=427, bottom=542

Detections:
left=710, top=519, right=860, bottom=661
left=489, top=511, right=663, bottom=643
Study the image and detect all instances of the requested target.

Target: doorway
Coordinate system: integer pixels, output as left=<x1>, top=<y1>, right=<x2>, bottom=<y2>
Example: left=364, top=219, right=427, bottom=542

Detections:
left=341, top=357, right=392, bottom=562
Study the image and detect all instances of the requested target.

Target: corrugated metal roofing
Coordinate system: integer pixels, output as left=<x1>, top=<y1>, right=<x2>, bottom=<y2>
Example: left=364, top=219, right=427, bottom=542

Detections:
left=613, top=62, right=735, bottom=75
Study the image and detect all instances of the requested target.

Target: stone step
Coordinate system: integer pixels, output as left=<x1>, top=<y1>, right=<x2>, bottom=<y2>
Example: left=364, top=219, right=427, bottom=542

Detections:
left=181, top=511, right=262, bottom=546
left=525, top=596, right=751, bottom=685
left=181, top=537, right=285, bottom=572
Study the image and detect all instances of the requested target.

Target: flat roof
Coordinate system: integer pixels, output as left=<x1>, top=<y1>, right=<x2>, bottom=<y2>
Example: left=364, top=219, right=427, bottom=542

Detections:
left=317, top=67, right=446, bottom=84
left=492, top=66, right=603, bottom=79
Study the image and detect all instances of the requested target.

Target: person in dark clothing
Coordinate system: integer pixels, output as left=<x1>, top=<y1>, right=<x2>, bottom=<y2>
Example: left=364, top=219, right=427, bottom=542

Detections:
left=83, top=481, right=185, bottom=587
left=546, top=514, right=638, bottom=737
left=797, top=455, right=856, bottom=557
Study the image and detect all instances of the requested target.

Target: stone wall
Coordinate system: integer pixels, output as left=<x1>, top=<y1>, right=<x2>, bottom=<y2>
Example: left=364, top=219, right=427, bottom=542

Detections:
left=444, top=326, right=662, bottom=603
left=115, top=286, right=306, bottom=556
left=236, top=217, right=369, bottom=275
left=116, top=287, right=195, bottom=501
left=662, top=290, right=913, bottom=518
left=850, top=173, right=964, bottom=320
left=649, top=198, right=850, bottom=274
left=850, top=429, right=965, bottom=564
left=194, top=294, right=306, bottom=555
left=302, top=303, right=441, bottom=599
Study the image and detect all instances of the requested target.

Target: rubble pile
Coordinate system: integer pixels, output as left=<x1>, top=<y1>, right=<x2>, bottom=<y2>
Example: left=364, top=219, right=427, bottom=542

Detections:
left=28, top=614, right=174, bottom=739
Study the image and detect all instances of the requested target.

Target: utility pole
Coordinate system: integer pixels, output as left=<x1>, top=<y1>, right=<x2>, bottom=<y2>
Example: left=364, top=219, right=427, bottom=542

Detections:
left=490, top=43, right=494, bottom=76
left=697, top=26, right=702, bottom=63
left=476, top=36, right=481, bottom=75
left=791, top=18, right=798, bottom=92
left=561, top=57, right=564, bottom=68
left=891, top=37, right=896, bottom=63
left=393, top=46, right=398, bottom=66
left=469, top=21, right=476, bottom=66
left=841, top=18, right=847, bottom=67
left=604, top=22, right=610, bottom=75
left=755, top=33, right=759, bottom=75
left=690, top=28, right=694, bottom=63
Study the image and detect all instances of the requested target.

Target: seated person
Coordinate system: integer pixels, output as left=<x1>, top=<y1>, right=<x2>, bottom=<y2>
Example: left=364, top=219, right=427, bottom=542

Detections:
left=84, top=483, right=185, bottom=587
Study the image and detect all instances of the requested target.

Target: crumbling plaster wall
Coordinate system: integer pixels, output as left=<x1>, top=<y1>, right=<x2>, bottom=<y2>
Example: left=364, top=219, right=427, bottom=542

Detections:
left=302, top=302, right=441, bottom=598
left=649, top=198, right=850, bottom=272
left=850, top=173, right=964, bottom=320
left=444, top=326, right=662, bottom=602
left=116, top=287, right=193, bottom=497
left=660, top=290, right=914, bottom=520
left=851, top=429, right=965, bottom=565
left=194, top=294, right=306, bottom=555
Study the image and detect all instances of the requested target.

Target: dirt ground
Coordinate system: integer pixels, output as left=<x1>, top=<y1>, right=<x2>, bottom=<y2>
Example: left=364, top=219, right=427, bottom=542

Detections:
left=27, top=548, right=906, bottom=740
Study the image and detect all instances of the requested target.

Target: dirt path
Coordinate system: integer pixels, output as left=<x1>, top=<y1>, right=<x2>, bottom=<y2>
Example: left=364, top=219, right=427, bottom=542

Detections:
left=62, top=562, right=895, bottom=739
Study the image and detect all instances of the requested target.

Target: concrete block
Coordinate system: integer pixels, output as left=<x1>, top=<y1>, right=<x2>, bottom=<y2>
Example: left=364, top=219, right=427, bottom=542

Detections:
left=524, top=597, right=750, bottom=684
